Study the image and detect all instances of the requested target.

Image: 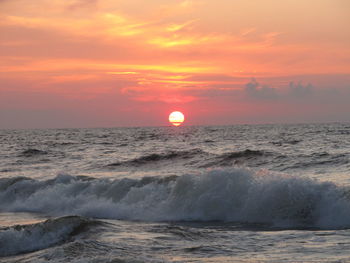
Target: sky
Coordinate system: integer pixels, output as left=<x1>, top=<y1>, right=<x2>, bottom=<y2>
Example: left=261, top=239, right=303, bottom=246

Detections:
left=0, top=0, right=349, bottom=128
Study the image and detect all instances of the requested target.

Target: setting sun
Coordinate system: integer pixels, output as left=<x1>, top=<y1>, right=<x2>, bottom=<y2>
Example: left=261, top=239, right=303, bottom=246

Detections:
left=169, top=111, right=185, bottom=126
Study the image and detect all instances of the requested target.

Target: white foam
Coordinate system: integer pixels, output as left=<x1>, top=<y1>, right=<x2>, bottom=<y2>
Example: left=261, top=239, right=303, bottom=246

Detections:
left=1, top=169, right=350, bottom=229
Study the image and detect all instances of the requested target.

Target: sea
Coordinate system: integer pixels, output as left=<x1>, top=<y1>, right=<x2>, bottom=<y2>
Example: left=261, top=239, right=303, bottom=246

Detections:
left=1, top=123, right=350, bottom=263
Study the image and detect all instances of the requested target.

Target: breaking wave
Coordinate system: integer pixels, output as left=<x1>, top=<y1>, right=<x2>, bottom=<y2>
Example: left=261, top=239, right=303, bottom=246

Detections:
left=1, top=168, right=350, bottom=229
left=0, top=216, right=97, bottom=256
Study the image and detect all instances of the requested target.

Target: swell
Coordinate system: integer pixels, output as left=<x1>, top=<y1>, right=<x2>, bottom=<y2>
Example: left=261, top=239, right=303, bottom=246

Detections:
left=281, top=152, right=349, bottom=170
left=1, top=169, right=350, bottom=230
left=107, top=148, right=271, bottom=168
left=16, top=148, right=66, bottom=164
left=0, top=216, right=98, bottom=257
left=107, top=149, right=206, bottom=167
left=19, top=149, right=48, bottom=157
left=202, top=149, right=273, bottom=167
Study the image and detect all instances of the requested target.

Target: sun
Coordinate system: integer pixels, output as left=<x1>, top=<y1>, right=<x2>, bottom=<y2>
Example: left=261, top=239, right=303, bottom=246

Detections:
left=169, top=111, right=185, bottom=126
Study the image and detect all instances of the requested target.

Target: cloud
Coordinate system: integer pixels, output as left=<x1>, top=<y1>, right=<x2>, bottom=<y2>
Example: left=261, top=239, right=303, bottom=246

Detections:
left=120, top=86, right=198, bottom=103
left=185, top=74, right=241, bottom=83
left=244, top=78, right=316, bottom=101
left=243, top=77, right=350, bottom=106
left=245, top=78, right=279, bottom=100
left=66, top=0, right=99, bottom=10
left=288, top=81, right=314, bottom=98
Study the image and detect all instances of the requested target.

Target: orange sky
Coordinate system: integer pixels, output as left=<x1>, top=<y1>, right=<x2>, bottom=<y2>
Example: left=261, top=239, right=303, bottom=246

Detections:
left=1, top=0, right=350, bottom=128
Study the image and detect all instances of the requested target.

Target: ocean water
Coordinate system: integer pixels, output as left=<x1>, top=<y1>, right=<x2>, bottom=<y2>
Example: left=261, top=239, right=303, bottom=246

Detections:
left=1, top=123, right=350, bottom=262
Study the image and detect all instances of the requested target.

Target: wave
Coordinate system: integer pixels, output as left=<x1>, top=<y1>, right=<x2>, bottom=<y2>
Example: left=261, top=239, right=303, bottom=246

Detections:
left=217, top=149, right=266, bottom=162
left=202, top=149, right=271, bottom=167
left=1, top=169, right=350, bottom=229
left=0, top=216, right=97, bottom=257
left=281, top=152, right=349, bottom=170
left=107, top=149, right=206, bottom=167
left=19, top=149, right=48, bottom=157
left=271, top=139, right=301, bottom=146
left=107, top=148, right=271, bottom=169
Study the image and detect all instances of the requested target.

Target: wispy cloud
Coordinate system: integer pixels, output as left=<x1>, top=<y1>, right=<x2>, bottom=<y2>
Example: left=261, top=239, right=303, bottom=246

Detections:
left=66, top=0, right=99, bottom=10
